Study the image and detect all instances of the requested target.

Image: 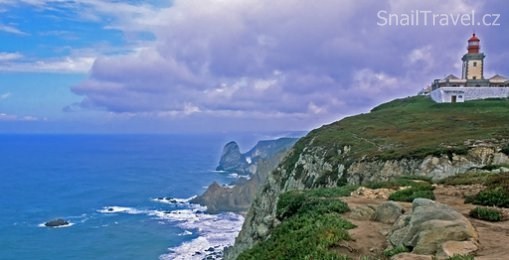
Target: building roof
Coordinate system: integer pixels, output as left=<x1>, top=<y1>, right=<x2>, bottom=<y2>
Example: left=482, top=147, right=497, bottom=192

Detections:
left=444, top=74, right=460, bottom=80
left=489, top=74, right=508, bottom=81
left=468, top=33, right=480, bottom=42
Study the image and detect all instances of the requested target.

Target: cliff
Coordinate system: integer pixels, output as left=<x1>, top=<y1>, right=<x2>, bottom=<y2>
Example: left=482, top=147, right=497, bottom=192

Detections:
left=192, top=137, right=298, bottom=213
left=215, top=138, right=298, bottom=176
left=225, top=96, right=509, bottom=259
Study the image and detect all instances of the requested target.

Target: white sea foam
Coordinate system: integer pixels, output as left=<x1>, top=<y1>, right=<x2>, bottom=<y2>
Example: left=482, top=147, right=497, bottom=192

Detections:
left=97, top=206, right=147, bottom=215
left=227, top=173, right=251, bottom=180
left=178, top=230, right=193, bottom=236
left=152, top=196, right=197, bottom=205
left=96, top=198, right=244, bottom=260
left=159, top=212, right=244, bottom=260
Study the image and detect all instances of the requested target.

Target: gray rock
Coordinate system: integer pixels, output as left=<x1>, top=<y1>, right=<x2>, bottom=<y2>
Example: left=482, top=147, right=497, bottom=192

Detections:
left=374, top=201, right=404, bottom=224
left=44, top=219, right=69, bottom=227
left=388, top=199, right=478, bottom=256
left=195, top=138, right=297, bottom=214
left=349, top=205, right=376, bottom=221
left=216, top=141, right=249, bottom=174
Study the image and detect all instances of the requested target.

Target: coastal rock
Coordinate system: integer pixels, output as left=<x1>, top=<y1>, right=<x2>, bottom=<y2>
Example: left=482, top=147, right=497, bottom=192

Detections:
left=388, top=199, right=478, bottom=256
left=195, top=138, right=297, bottom=214
left=44, top=219, right=70, bottom=227
left=374, top=201, right=404, bottom=224
left=216, top=142, right=249, bottom=174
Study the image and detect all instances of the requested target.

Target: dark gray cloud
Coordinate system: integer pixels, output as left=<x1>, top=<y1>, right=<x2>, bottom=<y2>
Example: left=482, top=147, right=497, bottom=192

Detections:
left=71, top=0, right=509, bottom=131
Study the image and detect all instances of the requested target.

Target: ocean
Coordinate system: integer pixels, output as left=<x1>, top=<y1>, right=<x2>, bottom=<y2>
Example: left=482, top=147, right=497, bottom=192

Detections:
left=0, top=134, right=259, bottom=260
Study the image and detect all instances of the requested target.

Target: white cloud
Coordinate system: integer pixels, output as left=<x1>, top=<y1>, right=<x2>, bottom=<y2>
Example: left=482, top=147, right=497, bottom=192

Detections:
left=0, top=113, right=45, bottom=121
left=0, top=56, right=95, bottom=73
left=0, top=24, right=28, bottom=36
left=0, top=52, right=22, bottom=61
left=0, top=92, right=11, bottom=100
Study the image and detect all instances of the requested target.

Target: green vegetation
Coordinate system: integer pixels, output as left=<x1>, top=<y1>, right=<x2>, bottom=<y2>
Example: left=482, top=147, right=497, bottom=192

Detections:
left=239, top=187, right=357, bottom=259
left=383, top=245, right=410, bottom=257
left=469, top=207, right=503, bottom=222
left=467, top=187, right=509, bottom=208
left=389, top=187, right=435, bottom=202
left=365, top=176, right=435, bottom=202
left=288, top=96, right=509, bottom=164
left=459, top=173, right=509, bottom=208
left=441, top=172, right=496, bottom=186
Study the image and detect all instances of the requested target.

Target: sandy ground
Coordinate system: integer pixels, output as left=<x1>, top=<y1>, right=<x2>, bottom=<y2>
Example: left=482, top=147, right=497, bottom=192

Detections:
left=337, top=185, right=509, bottom=260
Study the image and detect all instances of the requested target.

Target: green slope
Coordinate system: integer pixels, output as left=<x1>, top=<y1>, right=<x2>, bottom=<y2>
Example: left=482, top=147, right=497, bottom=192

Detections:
left=284, top=96, right=509, bottom=173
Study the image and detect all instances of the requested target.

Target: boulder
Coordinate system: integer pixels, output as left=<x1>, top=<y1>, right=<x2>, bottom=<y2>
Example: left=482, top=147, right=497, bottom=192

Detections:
left=374, top=201, right=404, bottom=224
left=349, top=205, right=376, bottom=220
left=388, top=199, right=478, bottom=256
left=439, top=240, right=478, bottom=258
left=44, top=218, right=70, bottom=227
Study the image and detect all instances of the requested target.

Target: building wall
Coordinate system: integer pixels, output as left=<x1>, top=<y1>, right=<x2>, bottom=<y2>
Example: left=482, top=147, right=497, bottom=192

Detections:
left=467, top=60, right=483, bottom=80
left=431, top=87, right=509, bottom=103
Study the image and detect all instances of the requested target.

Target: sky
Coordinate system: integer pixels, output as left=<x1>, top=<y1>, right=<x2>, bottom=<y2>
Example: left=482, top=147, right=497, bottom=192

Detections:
left=0, top=0, right=508, bottom=134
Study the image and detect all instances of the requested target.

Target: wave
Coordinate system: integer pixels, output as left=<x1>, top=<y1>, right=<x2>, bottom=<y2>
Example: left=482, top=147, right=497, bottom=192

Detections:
left=96, top=198, right=244, bottom=260
left=160, top=212, right=244, bottom=260
left=227, top=173, right=251, bottom=180
left=97, top=206, right=147, bottom=215
left=152, top=195, right=197, bottom=205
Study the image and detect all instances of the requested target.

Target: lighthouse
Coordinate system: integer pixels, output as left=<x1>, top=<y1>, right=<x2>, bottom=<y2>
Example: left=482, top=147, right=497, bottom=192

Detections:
left=429, top=34, right=509, bottom=103
left=461, top=33, right=485, bottom=80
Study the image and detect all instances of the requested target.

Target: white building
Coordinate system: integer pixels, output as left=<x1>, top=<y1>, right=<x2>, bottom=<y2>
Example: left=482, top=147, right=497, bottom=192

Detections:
left=430, top=34, right=509, bottom=103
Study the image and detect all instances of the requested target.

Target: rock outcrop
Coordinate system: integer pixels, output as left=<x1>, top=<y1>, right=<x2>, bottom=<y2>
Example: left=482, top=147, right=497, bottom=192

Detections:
left=388, top=199, right=478, bottom=256
left=193, top=138, right=298, bottom=213
left=373, top=201, right=404, bottom=224
left=216, top=142, right=249, bottom=174
left=44, top=219, right=70, bottom=228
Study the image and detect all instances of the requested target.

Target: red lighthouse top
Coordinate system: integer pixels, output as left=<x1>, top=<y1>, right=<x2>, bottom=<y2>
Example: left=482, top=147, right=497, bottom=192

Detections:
left=467, top=33, right=480, bottom=54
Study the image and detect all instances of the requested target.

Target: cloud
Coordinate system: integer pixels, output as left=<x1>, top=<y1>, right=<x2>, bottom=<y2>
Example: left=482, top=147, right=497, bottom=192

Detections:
left=0, top=92, right=11, bottom=100
left=0, top=56, right=95, bottom=73
left=0, top=24, right=28, bottom=35
left=2, top=0, right=500, bottom=130
left=0, top=52, right=22, bottom=61
left=0, top=113, right=44, bottom=121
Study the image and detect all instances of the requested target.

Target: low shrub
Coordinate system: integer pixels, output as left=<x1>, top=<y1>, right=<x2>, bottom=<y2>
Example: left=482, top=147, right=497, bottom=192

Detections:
left=467, top=186, right=509, bottom=208
left=440, top=172, right=493, bottom=186
left=238, top=213, right=355, bottom=259
left=389, top=187, right=435, bottom=202
left=469, top=206, right=503, bottom=222
left=277, top=187, right=353, bottom=220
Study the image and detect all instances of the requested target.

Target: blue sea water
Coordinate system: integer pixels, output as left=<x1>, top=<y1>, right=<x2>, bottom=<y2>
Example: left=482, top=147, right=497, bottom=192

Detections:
left=0, top=134, right=256, bottom=260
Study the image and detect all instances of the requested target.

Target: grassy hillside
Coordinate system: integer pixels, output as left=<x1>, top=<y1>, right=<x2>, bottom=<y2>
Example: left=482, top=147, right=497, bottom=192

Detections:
left=287, top=96, right=509, bottom=169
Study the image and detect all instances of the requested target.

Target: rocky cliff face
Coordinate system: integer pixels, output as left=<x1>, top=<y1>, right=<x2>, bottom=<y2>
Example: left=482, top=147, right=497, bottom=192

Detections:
left=225, top=97, right=509, bottom=259
left=225, top=142, right=509, bottom=259
left=216, top=138, right=298, bottom=176
left=216, top=141, right=250, bottom=175
left=193, top=138, right=298, bottom=214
